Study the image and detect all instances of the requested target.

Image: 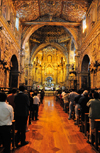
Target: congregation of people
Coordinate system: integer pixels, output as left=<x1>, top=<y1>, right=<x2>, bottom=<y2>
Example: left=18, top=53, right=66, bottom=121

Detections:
left=55, top=88, right=100, bottom=145
left=0, top=86, right=44, bottom=153
left=1, top=86, right=100, bottom=152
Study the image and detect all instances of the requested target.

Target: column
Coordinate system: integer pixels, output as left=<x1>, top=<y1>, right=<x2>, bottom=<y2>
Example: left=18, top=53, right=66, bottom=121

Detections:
left=96, top=66, right=100, bottom=88
left=90, top=72, right=94, bottom=89
left=6, top=69, right=10, bottom=88
left=75, top=50, right=80, bottom=90
left=20, top=49, right=25, bottom=84
left=0, top=0, right=2, bottom=15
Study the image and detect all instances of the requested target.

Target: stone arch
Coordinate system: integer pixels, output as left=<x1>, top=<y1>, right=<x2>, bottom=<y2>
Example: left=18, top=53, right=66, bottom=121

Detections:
left=22, top=25, right=78, bottom=50
left=9, top=55, right=19, bottom=88
left=31, top=42, right=67, bottom=62
left=81, top=54, right=90, bottom=89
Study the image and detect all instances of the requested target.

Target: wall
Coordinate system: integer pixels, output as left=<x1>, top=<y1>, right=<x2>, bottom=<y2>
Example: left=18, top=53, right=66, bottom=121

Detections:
left=77, top=0, right=100, bottom=89
left=0, top=0, right=21, bottom=88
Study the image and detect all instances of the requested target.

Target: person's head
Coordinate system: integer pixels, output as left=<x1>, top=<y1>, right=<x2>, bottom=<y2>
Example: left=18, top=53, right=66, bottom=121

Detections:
left=77, top=89, right=83, bottom=95
left=34, top=92, right=37, bottom=96
left=19, top=85, right=25, bottom=92
left=12, top=88, right=17, bottom=94
left=29, top=90, right=33, bottom=97
left=24, top=90, right=28, bottom=94
left=83, top=90, right=88, bottom=96
left=72, top=89, right=75, bottom=92
left=90, top=89, right=95, bottom=98
left=0, top=92, right=7, bottom=102
left=94, top=92, right=99, bottom=99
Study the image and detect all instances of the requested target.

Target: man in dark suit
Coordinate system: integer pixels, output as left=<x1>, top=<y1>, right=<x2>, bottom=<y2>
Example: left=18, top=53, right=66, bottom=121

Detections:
left=14, top=85, right=30, bottom=147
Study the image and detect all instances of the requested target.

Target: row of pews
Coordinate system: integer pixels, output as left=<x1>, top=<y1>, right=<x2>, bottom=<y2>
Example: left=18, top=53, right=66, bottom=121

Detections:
left=57, top=97, right=100, bottom=153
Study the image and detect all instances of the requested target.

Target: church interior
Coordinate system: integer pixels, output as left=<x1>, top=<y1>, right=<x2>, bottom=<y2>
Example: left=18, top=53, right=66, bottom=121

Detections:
left=0, top=0, right=100, bottom=91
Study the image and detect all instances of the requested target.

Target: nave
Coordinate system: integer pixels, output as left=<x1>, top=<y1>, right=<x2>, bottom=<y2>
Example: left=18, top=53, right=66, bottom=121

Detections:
left=14, top=96, right=96, bottom=153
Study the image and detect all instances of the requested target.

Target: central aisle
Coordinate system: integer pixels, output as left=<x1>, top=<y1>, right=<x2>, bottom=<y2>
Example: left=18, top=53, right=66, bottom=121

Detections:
left=14, top=96, right=96, bottom=153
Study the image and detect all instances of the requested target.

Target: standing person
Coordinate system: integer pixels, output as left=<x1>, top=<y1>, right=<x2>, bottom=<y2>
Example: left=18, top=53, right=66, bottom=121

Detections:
left=37, top=90, right=41, bottom=105
left=28, top=90, right=33, bottom=124
left=7, top=88, right=17, bottom=109
left=74, top=89, right=83, bottom=125
left=61, top=90, right=66, bottom=110
left=87, top=92, right=100, bottom=142
left=0, top=92, right=14, bottom=153
left=68, top=89, right=78, bottom=120
left=33, top=92, right=40, bottom=120
left=78, top=90, right=90, bottom=121
left=40, top=89, right=45, bottom=104
left=14, top=85, right=30, bottom=147
left=63, top=90, right=69, bottom=112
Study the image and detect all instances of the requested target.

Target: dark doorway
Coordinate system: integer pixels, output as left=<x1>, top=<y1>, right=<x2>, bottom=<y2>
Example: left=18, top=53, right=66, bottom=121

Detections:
left=9, top=55, right=18, bottom=88
left=81, top=55, right=90, bottom=89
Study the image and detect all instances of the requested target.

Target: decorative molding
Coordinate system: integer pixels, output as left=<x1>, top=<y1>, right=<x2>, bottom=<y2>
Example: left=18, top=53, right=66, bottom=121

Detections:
left=0, top=16, right=20, bottom=50
left=80, top=20, right=100, bottom=53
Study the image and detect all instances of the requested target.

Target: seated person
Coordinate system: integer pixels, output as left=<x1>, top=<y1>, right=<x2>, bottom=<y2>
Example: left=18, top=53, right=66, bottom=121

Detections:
left=0, top=92, right=14, bottom=153
left=87, top=92, right=100, bottom=142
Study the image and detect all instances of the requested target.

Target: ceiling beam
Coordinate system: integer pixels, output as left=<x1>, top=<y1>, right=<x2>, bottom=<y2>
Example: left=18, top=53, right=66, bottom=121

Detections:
left=38, top=0, right=41, bottom=17
left=60, top=0, right=64, bottom=18
left=23, top=21, right=80, bottom=27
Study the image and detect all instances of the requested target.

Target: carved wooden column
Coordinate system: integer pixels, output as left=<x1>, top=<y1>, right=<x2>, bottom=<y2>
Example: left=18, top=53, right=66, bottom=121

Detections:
left=6, top=69, right=10, bottom=88
left=20, top=49, right=25, bottom=84
left=66, top=64, right=70, bottom=88
left=75, top=50, right=80, bottom=90
left=0, top=0, right=2, bottom=15
left=90, top=72, right=94, bottom=89
left=96, top=65, right=100, bottom=88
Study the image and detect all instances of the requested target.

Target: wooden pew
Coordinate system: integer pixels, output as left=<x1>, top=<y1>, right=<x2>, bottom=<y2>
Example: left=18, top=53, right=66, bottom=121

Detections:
left=84, top=113, right=89, bottom=136
left=65, top=103, right=69, bottom=113
left=91, top=119, right=100, bottom=151
left=71, top=105, right=75, bottom=120
left=80, top=113, right=89, bottom=135
left=77, top=108, right=82, bottom=128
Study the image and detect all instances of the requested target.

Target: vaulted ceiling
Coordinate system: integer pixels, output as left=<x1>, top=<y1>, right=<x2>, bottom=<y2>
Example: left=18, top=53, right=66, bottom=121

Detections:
left=30, top=25, right=71, bottom=44
left=12, top=0, right=93, bottom=23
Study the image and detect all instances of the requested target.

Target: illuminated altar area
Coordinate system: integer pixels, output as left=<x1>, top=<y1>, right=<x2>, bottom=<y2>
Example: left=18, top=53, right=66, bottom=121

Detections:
left=31, top=46, right=68, bottom=90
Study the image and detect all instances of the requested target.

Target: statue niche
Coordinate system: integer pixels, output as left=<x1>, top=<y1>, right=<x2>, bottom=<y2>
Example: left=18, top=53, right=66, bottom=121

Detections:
left=47, top=55, right=52, bottom=62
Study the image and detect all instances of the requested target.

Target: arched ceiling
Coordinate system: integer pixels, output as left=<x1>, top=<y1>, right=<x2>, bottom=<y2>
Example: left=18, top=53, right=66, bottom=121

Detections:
left=13, top=0, right=93, bottom=23
left=29, top=25, right=71, bottom=44
left=30, top=42, right=69, bottom=61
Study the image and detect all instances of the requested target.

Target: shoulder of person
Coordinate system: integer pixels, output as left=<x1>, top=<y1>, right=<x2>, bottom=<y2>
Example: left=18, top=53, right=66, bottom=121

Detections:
left=6, top=102, right=13, bottom=109
left=87, top=98, right=93, bottom=103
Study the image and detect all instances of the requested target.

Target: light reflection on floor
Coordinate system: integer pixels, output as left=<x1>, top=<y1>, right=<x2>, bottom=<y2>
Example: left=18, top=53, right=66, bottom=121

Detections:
left=44, top=98, right=54, bottom=110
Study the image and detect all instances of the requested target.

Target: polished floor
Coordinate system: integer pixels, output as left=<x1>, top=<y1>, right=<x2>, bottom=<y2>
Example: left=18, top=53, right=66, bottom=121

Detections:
left=13, top=96, right=97, bottom=153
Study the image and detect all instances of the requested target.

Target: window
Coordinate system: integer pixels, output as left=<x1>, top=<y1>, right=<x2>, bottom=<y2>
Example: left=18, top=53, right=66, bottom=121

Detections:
left=82, top=18, right=87, bottom=33
left=15, top=16, right=19, bottom=31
